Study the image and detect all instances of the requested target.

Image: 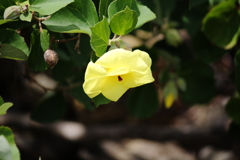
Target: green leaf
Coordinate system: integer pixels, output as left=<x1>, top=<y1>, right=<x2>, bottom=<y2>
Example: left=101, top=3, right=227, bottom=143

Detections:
left=51, top=58, right=75, bottom=81
left=29, top=0, right=74, bottom=15
left=40, top=29, right=49, bottom=51
left=225, top=98, right=240, bottom=124
left=28, top=29, right=49, bottom=71
left=31, top=92, right=67, bottom=123
left=92, top=94, right=111, bottom=107
left=189, top=0, right=208, bottom=8
left=108, top=0, right=155, bottom=28
left=99, top=0, right=114, bottom=20
left=110, top=6, right=138, bottom=35
left=0, top=29, right=29, bottom=56
left=179, top=60, right=216, bottom=104
left=162, top=80, right=178, bottom=108
left=0, top=126, right=20, bottom=160
left=43, top=0, right=98, bottom=35
left=71, top=86, right=95, bottom=110
left=0, top=102, right=13, bottom=116
left=128, top=83, right=158, bottom=118
left=19, top=12, right=32, bottom=22
left=202, top=0, right=240, bottom=47
left=176, top=78, right=187, bottom=92
left=0, top=19, right=17, bottom=25
left=90, top=17, right=110, bottom=57
left=135, top=1, right=156, bottom=28
left=0, top=96, right=4, bottom=105
left=183, top=9, right=206, bottom=37
left=0, top=136, right=12, bottom=160
left=163, top=80, right=178, bottom=99
left=193, top=31, right=226, bottom=63
left=224, top=28, right=240, bottom=49
left=0, top=44, right=28, bottom=60
left=108, top=0, right=139, bottom=19
left=235, top=49, right=240, bottom=94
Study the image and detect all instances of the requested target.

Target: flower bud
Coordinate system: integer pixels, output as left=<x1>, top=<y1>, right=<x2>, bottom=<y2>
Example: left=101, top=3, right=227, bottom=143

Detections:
left=4, top=6, right=21, bottom=20
left=44, top=49, right=59, bottom=68
left=108, top=39, right=132, bottom=51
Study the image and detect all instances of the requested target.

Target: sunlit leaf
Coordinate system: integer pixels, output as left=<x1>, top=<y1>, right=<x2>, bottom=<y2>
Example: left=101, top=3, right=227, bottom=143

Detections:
left=43, top=0, right=98, bottom=34
left=90, top=17, right=110, bottom=57
left=0, top=102, right=13, bottom=116
left=110, top=7, right=138, bottom=35
left=29, top=0, right=74, bottom=15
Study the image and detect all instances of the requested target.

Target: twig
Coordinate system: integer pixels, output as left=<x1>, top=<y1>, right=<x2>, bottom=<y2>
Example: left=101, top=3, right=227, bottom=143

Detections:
left=53, top=35, right=80, bottom=43
left=32, top=14, right=51, bottom=21
left=74, top=33, right=81, bottom=54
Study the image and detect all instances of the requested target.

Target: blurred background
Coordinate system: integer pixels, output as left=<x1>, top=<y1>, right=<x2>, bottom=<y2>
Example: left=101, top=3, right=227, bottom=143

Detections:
left=1, top=0, right=240, bottom=160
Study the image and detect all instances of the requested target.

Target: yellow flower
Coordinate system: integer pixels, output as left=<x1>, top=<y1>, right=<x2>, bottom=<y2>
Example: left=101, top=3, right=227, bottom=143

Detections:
left=83, top=49, right=154, bottom=101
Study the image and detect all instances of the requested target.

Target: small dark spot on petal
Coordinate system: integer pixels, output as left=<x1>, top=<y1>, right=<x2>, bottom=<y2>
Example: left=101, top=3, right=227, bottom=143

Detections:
left=118, top=76, right=123, bottom=81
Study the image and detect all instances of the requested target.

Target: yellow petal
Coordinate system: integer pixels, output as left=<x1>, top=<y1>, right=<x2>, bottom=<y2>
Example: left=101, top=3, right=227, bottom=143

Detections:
left=85, top=61, right=107, bottom=80
left=164, top=93, right=175, bottom=109
left=122, top=69, right=154, bottom=88
left=133, top=49, right=152, bottom=67
left=96, top=49, right=138, bottom=69
left=83, top=77, right=106, bottom=98
left=101, top=76, right=129, bottom=101
left=107, top=67, right=129, bottom=76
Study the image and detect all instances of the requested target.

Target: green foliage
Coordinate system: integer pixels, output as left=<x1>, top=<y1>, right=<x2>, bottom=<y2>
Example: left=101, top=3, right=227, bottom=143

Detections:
left=189, top=0, right=208, bottom=8
left=43, top=0, right=98, bottom=34
left=0, top=103, right=13, bottom=116
left=110, top=6, right=138, bottom=35
left=28, top=29, right=49, bottom=71
left=99, top=0, right=114, bottom=20
left=31, top=92, right=67, bottom=123
left=0, top=29, right=29, bottom=60
left=29, top=0, right=74, bottom=15
left=202, top=0, right=240, bottom=47
left=179, top=60, right=216, bottom=104
left=235, top=49, right=240, bottom=94
left=128, top=83, right=158, bottom=118
left=0, top=126, right=20, bottom=160
left=92, top=94, right=112, bottom=107
left=19, top=12, right=32, bottom=22
left=0, top=96, right=13, bottom=116
left=193, top=31, right=226, bottom=63
left=90, top=17, right=110, bottom=57
left=225, top=98, right=240, bottom=124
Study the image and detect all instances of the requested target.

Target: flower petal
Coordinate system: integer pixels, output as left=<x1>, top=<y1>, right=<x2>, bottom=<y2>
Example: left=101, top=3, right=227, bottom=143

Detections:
left=83, top=77, right=106, bottom=98
left=96, top=49, right=138, bottom=69
left=133, top=50, right=152, bottom=67
left=101, top=76, right=129, bottom=101
left=85, top=61, right=107, bottom=80
left=107, top=67, right=129, bottom=76
left=122, top=69, right=154, bottom=88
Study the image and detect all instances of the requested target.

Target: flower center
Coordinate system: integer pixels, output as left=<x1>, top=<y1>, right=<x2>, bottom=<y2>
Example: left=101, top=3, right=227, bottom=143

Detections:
left=118, top=75, right=123, bottom=81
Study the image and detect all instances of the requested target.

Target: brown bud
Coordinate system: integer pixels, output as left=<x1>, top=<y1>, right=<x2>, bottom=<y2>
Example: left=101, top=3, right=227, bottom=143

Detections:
left=44, top=49, right=59, bottom=68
